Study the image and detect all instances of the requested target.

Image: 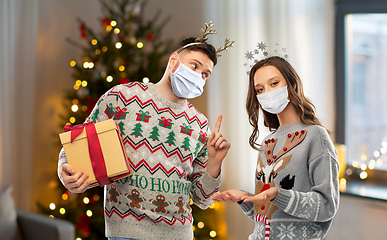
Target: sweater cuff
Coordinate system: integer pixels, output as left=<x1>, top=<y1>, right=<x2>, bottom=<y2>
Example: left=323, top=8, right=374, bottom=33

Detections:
left=201, top=170, right=221, bottom=192
left=271, top=188, right=292, bottom=210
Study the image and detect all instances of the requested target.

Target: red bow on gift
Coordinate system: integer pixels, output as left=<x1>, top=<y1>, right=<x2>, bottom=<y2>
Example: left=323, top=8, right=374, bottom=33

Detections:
left=161, top=117, right=172, bottom=123
left=63, top=121, right=112, bottom=186
left=64, top=122, right=94, bottom=142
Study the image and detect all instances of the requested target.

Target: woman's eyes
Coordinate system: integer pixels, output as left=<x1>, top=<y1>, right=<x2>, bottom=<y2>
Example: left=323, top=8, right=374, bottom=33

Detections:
left=256, top=88, right=263, bottom=94
left=271, top=82, right=279, bottom=86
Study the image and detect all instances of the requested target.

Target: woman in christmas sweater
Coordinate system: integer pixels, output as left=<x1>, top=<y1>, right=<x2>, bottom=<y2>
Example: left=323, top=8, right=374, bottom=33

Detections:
left=211, top=56, right=340, bottom=240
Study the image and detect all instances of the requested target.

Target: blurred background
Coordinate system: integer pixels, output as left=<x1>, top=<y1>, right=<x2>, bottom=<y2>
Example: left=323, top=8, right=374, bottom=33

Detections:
left=1, top=0, right=387, bottom=239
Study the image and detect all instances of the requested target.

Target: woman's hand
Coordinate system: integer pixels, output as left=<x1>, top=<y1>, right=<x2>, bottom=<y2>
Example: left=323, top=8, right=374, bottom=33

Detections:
left=211, top=189, right=247, bottom=203
left=241, top=187, right=278, bottom=202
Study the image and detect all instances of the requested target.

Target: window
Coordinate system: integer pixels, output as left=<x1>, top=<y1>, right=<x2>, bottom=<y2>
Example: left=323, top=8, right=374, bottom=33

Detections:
left=345, top=14, right=387, bottom=171
left=336, top=0, right=387, bottom=184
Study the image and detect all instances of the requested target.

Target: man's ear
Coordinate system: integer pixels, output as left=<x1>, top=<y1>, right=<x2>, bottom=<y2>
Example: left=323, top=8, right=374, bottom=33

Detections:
left=169, top=52, right=178, bottom=70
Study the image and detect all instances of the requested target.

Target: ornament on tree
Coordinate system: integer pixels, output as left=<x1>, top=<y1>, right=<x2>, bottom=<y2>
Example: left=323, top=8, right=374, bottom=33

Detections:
left=101, top=18, right=111, bottom=26
left=79, top=23, right=87, bottom=38
left=86, top=96, right=97, bottom=115
left=119, top=78, right=130, bottom=84
left=147, top=34, right=155, bottom=41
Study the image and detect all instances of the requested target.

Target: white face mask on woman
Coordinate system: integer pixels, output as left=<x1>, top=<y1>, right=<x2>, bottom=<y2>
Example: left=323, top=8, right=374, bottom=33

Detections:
left=256, top=86, right=290, bottom=114
left=170, top=59, right=205, bottom=99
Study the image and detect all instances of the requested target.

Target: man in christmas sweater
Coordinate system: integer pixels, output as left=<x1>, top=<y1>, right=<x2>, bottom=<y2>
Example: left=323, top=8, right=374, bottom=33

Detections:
left=58, top=32, right=232, bottom=239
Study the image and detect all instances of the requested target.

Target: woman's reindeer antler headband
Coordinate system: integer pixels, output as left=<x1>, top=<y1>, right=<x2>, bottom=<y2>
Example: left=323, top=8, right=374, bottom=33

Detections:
left=176, top=21, right=236, bottom=57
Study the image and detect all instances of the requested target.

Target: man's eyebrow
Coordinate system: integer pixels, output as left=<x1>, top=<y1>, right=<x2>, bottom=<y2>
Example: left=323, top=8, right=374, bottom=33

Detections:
left=192, top=59, right=212, bottom=75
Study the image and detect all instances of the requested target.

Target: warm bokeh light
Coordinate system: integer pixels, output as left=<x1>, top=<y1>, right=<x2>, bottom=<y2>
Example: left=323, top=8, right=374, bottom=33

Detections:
left=62, top=193, right=69, bottom=200
left=198, top=222, right=204, bottom=229
left=111, top=20, right=117, bottom=26
left=82, top=106, right=88, bottom=112
left=101, top=72, right=107, bottom=78
left=49, top=203, right=56, bottom=210
left=59, top=208, right=66, bottom=215
left=360, top=164, right=367, bottom=171
left=93, top=194, right=100, bottom=201
left=74, top=85, right=80, bottom=90
left=340, top=178, right=347, bottom=185
left=115, top=42, right=122, bottom=49
left=91, top=39, right=98, bottom=45
left=76, top=80, right=82, bottom=86
left=142, top=77, right=149, bottom=83
left=71, top=105, right=78, bottom=112
left=102, top=46, right=108, bottom=52
left=95, top=49, right=101, bottom=55
left=209, top=230, right=217, bottom=238
left=137, top=42, right=144, bottom=48
left=82, top=80, right=88, bottom=87
left=114, top=28, right=120, bottom=34
left=86, top=210, right=93, bottom=217
left=83, top=197, right=90, bottom=204
left=119, top=65, right=125, bottom=71
left=72, top=99, right=79, bottom=104
left=106, top=76, right=113, bottom=82
left=106, top=25, right=112, bottom=31
left=70, top=60, right=76, bottom=67
left=360, top=171, right=368, bottom=179
left=69, top=117, right=76, bottom=123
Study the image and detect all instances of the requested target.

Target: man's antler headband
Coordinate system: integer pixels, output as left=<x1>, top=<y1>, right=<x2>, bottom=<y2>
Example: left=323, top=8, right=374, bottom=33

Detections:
left=177, top=21, right=236, bottom=57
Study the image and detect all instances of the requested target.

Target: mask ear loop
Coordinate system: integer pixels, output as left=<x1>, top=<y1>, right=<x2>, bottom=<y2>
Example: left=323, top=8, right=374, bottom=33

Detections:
left=171, top=53, right=182, bottom=74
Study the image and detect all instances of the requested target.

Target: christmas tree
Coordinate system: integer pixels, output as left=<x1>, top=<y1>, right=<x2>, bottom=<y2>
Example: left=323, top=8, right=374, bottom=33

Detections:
left=181, top=136, right=191, bottom=151
left=38, top=0, right=227, bottom=239
left=131, top=122, right=143, bottom=138
left=165, top=131, right=176, bottom=146
left=149, top=126, right=160, bottom=141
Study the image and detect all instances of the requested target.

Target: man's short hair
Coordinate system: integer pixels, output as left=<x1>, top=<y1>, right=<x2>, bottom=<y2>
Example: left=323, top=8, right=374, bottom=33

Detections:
left=175, top=37, right=217, bottom=66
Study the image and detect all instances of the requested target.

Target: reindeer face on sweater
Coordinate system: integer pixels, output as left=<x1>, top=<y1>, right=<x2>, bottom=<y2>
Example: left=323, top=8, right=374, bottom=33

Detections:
left=254, top=130, right=307, bottom=219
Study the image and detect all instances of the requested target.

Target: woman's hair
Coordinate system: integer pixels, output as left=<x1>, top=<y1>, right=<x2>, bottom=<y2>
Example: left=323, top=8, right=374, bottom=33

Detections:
left=246, top=56, right=328, bottom=150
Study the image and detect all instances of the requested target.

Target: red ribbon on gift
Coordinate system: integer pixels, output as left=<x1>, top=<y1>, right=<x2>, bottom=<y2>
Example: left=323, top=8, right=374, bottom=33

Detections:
left=64, top=122, right=112, bottom=186
left=161, top=117, right=172, bottom=123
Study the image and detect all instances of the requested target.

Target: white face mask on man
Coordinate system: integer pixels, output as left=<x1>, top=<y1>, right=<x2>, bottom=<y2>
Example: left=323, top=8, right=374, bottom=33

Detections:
left=170, top=59, right=205, bottom=99
left=256, top=86, right=290, bottom=114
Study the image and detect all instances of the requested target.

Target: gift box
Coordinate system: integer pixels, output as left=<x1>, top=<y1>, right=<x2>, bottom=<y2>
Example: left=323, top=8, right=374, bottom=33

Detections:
left=158, top=117, right=173, bottom=129
left=59, top=119, right=131, bottom=188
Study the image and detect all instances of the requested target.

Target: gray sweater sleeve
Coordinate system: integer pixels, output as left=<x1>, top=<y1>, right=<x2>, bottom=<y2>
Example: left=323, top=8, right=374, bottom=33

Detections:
left=271, top=153, right=340, bottom=222
left=237, top=192, right=256, bottom=221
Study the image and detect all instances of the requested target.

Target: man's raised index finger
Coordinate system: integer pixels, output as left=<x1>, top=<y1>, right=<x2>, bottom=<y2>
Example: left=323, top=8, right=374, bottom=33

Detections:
left=214, top=115, right=223, bottom=133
